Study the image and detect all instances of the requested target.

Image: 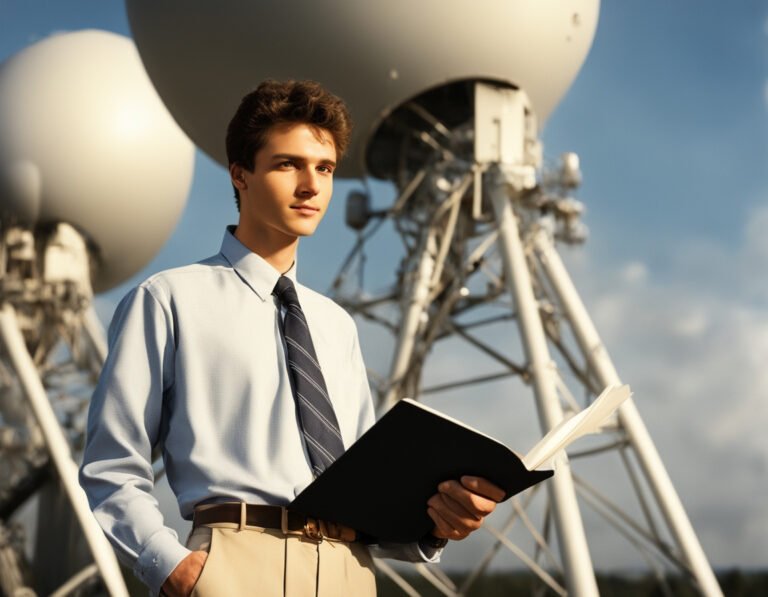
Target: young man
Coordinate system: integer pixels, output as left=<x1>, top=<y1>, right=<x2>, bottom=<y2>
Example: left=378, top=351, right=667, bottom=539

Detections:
left=79, top=80, right=503, bottom=597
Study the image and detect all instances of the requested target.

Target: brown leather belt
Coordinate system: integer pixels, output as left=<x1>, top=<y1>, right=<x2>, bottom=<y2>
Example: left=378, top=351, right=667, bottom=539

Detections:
left=193, top=503, right=358, bottom=543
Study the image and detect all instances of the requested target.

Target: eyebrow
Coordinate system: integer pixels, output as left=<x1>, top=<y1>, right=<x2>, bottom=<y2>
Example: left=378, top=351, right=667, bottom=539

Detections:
left=271, top=153, right=337, bottom=168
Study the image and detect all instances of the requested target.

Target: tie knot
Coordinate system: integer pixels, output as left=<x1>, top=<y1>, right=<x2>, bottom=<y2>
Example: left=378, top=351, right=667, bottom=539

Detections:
left=273, top=275, right=300, bottom=308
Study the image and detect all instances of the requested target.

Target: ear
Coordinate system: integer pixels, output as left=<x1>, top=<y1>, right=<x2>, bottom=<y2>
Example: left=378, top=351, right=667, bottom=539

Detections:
left=229, top=163, right=247, bottom=191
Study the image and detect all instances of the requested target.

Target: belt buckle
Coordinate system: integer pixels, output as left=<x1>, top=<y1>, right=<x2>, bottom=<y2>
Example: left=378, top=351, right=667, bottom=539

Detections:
left=302, top=517, right=324, bottom=543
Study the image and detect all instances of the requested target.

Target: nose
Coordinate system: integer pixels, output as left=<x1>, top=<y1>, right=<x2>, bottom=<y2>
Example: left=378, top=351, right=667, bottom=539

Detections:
left=297, top=167, right=319, bottom=197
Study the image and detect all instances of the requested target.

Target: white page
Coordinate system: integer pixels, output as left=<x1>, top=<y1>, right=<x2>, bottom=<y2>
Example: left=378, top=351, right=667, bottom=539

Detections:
left=522, top=385, right=632, bottom=470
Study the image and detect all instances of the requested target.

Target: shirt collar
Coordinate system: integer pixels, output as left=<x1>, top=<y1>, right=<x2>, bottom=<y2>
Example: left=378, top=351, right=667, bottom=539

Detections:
left=219, top=225, right=298, bottom=302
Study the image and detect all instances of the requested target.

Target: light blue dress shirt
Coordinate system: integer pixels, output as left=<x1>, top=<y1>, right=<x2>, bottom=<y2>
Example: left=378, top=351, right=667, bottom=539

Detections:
left=79, top=226, right=438, bottom=596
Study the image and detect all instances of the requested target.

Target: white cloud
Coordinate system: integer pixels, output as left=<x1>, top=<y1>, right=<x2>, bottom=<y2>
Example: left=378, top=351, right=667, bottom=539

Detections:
left=671, top=307, right=710, bottom=337
left=619, top=260, right=648, bottom=285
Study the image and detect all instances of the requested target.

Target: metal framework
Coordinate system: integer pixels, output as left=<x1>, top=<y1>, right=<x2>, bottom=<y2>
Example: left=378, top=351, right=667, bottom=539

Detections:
left=331, top=82, right=723, bottom=596
left=0, top=222, right=128, bottom=596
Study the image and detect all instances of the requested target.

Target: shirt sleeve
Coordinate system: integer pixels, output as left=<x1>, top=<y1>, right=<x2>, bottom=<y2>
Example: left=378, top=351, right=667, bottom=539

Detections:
left=369, top=540, right=443, bottom=563
left=348, top=321, right=445, bottom=564
left=78, top=284, right=189, bottom=596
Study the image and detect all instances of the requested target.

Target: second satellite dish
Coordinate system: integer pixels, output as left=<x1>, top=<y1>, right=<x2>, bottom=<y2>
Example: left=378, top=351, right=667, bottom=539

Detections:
left=0, top=30, right=195, bottom=291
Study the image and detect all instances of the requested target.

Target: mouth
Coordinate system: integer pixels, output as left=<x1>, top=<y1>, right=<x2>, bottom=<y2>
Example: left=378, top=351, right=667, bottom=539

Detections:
left=290, top=205, right=320, bottom=214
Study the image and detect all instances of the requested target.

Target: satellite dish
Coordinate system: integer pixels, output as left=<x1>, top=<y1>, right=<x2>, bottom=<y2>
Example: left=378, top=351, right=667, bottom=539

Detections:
left=0, top=30, right=195, bottom=292
left=125, top=0, right=598, bottom=178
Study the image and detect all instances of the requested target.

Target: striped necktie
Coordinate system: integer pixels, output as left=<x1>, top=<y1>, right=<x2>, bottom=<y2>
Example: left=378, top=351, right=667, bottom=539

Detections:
left=273, top=276, right=345, bottom=476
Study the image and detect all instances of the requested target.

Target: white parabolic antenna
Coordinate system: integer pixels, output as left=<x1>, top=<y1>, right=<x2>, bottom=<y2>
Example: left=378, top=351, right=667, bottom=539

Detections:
left=125, top=0, right=599, bottom=177
left=0, top=29, right=194, bottom=291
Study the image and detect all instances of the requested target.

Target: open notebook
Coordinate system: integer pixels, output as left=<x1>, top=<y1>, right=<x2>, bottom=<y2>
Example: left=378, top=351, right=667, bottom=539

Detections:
left=290, top=385, right=631, bottom=543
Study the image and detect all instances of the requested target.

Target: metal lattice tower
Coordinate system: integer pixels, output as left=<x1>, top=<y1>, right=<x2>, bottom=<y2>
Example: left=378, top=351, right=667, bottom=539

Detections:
left=331, top=81, right=723, bottom=596
left=0, top=222, right=128, bottom=596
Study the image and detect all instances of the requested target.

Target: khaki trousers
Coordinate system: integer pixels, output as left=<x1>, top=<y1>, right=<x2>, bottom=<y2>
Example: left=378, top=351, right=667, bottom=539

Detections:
left=185, top=521, right=376, bottom=597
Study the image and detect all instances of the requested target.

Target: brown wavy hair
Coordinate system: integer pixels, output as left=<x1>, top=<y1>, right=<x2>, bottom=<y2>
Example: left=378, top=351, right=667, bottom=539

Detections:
left=225, top=80, right=353, bottom=210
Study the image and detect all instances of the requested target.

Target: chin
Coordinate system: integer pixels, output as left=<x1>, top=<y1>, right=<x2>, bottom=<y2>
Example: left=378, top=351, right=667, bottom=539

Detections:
left=288, top=225, right=320, bottom=237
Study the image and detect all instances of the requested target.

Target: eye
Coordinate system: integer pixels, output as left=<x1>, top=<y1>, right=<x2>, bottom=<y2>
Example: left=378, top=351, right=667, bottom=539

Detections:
left=318, top=164, right=335, bottom=174
left=278, top=160, right=296, bottom=169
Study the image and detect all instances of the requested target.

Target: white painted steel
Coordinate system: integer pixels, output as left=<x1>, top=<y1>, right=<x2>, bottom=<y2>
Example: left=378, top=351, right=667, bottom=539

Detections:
left=124, top=0, right=599, bottom=177
left=382, top=232, right=437, bottom=411
left=0, top=30, right=194, bottom=291
left=0, top=304, right=129, bottom=597
left=533, top=229, right=724, bottom=597
left=488, top=174, right=599, bottom=596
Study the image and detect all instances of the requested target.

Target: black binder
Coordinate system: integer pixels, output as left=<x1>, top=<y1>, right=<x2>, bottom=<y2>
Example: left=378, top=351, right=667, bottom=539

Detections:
left=290, top=399, right=553, bottom=543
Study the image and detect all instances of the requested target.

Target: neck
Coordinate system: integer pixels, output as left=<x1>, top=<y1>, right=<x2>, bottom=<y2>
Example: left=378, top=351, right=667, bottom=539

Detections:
left=234, top=220, right=298, bottom=274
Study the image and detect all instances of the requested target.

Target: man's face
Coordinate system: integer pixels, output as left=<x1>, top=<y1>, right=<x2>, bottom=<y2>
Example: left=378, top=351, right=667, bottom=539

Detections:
left=231, top=122, right=337, bottom=242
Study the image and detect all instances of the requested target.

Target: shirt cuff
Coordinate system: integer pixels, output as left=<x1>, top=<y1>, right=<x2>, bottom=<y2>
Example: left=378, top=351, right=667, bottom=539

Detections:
left=135, top=530, right=191, bottom=596
left=416, top=540, right=444, bottom=563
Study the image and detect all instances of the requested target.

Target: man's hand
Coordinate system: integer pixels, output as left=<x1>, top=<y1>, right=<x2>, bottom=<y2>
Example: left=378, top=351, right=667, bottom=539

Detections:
left=161, top=550, right=208, bottom=597
left=427, top=476, right=505, bottom=540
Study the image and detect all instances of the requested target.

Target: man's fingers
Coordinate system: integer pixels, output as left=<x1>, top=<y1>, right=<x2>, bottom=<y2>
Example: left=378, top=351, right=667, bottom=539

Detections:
left=460, top=476, right=506, bottom=502
left=426, top=477, right=504, bottom=543
left=427, top=506, right=456, bottom=539
left=429, top=489, right=478, bottom=521
left=428, top=492, right=481, bottom=537
left=427, top=507, right=474, bottom=541
left=438, top=480, right=498, bottom=518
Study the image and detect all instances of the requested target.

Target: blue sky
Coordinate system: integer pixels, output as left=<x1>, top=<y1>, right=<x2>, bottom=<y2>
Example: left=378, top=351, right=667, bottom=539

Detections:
left=2, top=0, right=767, bottom=572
